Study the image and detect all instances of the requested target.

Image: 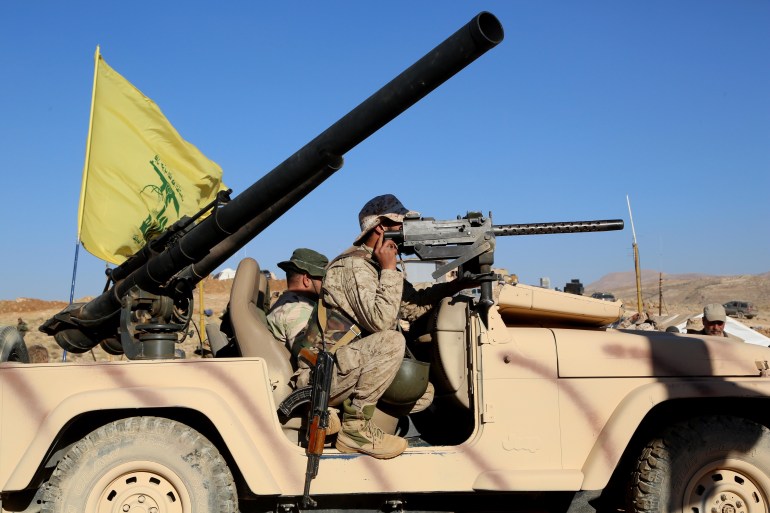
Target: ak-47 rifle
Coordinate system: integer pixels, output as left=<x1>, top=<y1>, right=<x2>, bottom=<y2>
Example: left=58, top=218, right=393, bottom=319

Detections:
left=385, top=212, right=624, bottom=314
left=296, top=347, right=334, bottom=508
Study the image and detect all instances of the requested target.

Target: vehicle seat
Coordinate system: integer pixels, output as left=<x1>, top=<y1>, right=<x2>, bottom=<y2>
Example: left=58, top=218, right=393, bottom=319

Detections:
left=230, top=257, right=293, bottom=403
left=430, top=296, right=471, bottom=409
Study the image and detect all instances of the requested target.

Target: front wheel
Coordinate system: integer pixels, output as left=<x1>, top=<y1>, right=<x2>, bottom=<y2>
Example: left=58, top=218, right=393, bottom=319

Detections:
left=628, top=416, right=770, bottom=513
left=41, top=416, right=238, bottom=513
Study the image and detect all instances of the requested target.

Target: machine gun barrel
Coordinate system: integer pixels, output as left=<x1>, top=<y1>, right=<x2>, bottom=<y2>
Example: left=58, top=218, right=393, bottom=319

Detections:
left=492, top=219, right=624, bottom=237
left=385, top=216, right=624, bottom=279
left=385, top=215, right=623, bottom=324
left=42, top=12, right=504, bottom=349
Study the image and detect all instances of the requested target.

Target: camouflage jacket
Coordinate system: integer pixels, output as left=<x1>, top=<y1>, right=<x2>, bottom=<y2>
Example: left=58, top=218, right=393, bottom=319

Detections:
left=266, top=291, right=316, bottom=350
left=322, top=244, right=458, bottom=334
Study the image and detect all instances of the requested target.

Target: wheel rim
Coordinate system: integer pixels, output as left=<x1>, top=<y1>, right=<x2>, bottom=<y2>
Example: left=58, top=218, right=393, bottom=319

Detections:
left=684, top=458, right=770, bottom=513
left=84, top=461, right=192, bottom=513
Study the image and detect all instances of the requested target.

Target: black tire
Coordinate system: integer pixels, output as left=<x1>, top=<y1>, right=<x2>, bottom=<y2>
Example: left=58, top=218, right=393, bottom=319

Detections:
left=628, top=415, right=770, bottom=513
left=0, top=325, right=29, bottom=362
left=41, top=416, right=238, bottom=512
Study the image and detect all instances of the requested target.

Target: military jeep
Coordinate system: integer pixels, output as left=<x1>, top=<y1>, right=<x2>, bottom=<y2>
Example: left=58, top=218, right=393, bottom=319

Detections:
left=2, top=11, right=770, bottom=513
left=3, top=273, right=770, bottom=513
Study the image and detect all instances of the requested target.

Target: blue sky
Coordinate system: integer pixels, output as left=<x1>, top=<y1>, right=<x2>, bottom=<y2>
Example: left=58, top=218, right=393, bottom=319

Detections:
left=1, top=1, right=768, bottom=301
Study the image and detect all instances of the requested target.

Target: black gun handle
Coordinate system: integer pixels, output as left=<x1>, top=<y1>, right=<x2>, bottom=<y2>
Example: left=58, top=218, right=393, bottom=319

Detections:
left=480, top=280, right=494, bottom=308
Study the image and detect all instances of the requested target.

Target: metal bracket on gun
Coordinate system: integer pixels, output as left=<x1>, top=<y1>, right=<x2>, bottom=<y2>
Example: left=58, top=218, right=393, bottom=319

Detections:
left=431, top=239, right=493, bottom=280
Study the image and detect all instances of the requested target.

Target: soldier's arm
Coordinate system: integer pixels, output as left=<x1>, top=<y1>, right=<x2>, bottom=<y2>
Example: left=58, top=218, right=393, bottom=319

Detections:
left=400, top=280, right=468, bottom=322
left=325, top=258, right=403, bottom=333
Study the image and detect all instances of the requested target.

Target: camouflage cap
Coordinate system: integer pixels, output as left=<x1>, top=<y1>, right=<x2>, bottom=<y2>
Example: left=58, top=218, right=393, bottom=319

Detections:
left=354, top=194, right=419, bottom=245
left=703, top=303, right=726, bottom=323
left=277, top=248, right=329, bottom=278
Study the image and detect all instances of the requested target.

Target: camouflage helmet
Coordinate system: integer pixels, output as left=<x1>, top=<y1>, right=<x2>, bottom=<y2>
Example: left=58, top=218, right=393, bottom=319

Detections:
left=354, top=194, right=419, bottom=245
left=380, top=357, right=430, bottom=406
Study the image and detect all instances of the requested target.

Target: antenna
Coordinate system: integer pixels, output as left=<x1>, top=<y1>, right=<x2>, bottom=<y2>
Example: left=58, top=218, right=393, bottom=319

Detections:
left=626, top=195, right=638, bottom=244
left=626, top=195, right=644, bottom=314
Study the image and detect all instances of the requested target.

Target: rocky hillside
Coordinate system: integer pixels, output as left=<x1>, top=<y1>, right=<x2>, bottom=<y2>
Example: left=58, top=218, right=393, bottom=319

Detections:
left=586, top=270, right=770, bottom=314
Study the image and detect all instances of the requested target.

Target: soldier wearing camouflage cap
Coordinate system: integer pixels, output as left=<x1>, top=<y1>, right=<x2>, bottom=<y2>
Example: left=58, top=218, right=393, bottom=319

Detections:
left=295, top=194, right=475, bottom=459
left=352, top=193, right=419, bottom=245
left=266, top=248, right=328, bottom=352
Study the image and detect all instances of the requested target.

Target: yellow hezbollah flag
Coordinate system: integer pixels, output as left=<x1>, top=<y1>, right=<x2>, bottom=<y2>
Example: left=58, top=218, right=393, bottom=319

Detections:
left=78, top=46, right=224, bottom=264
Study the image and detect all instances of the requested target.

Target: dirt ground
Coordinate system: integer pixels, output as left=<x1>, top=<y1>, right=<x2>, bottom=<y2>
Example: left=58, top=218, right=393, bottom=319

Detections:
left=2, top=277, right=768, bottom=363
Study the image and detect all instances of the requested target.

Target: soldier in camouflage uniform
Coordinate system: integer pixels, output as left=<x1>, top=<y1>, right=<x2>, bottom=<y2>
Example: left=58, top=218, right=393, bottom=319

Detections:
left=298, top=194, right=472, bottom=459
left=266, top=248, right=328, bottom=352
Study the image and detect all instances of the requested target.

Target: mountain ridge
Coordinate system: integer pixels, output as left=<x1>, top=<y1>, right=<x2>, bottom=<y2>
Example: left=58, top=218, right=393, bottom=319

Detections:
left=586, top=270, right=770, bottom=310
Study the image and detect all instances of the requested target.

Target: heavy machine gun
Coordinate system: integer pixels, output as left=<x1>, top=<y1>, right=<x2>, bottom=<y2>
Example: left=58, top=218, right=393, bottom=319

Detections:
left=385, top=213, right=624, bottom=312
left=40, top=12, right=505, bottom=359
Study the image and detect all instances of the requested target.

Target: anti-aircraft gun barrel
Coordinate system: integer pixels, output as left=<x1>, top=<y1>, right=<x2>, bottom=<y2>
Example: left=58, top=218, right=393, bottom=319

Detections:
left=492, top=219, right=625, bottom=237
left=181, top=12, right=505, bottom=281
left=42, top=12, right=505, bottom=354
left=182, top=162, right=342, bottom=282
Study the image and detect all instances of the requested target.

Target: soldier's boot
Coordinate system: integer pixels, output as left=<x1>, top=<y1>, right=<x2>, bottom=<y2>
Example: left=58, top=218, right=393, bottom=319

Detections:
left=335, top=399, right=407, bottom=459
left=325, top=407, right=341, bottom=436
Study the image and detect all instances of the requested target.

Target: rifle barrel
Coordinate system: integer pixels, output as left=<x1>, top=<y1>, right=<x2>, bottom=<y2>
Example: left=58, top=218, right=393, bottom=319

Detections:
left=492, top=219, right=624, bottom=237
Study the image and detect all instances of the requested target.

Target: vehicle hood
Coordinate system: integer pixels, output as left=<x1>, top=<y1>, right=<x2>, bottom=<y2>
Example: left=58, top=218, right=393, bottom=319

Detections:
left=554, top=328, right=770, bottom=378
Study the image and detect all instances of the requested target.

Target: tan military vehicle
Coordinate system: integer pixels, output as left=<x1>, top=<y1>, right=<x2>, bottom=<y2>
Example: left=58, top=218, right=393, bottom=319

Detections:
left=3, top=12, right=770, bottom=513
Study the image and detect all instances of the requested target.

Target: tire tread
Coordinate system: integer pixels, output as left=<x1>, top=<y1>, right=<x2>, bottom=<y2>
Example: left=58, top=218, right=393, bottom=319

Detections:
left=41, top=416, right=237, bottom=512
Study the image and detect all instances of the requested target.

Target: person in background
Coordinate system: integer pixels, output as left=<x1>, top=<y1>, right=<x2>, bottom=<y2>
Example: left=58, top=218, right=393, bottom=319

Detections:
left=266, top=248, right=328, bottom=352
left=27, top=345, right=49, bottom=363
left=16, top=318, right=29, bottom=340
left=697, top=303, right=730, bottom=337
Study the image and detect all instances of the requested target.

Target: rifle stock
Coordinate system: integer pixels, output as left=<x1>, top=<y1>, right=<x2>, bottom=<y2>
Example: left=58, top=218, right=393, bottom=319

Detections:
left=301, top=349, right=334, bottom=507
left=302, top=415, right=326, bottom=508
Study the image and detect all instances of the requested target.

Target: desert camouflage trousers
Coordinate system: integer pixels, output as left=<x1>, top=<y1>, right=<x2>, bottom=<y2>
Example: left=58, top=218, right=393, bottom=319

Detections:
left=296, top=329, right=405, bottom=411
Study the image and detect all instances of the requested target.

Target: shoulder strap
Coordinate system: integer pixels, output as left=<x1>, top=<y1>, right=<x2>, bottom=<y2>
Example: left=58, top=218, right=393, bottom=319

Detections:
left=317, top=300, right=362, bottom=354
left=328, top=246, right=379, bottom=270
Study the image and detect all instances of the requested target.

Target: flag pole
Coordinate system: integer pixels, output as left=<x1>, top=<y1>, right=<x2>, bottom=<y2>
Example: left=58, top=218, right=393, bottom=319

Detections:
left=64, top=46, right=101, bottom=363
left=626, top=195, right=644, bottom=314
left=76, top=45, right=101, bottom=242
left=199, top=281, right=206, bottom=355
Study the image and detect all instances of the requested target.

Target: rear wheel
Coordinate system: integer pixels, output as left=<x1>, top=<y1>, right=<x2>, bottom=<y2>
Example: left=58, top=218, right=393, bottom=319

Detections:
left=628, top=416, right=770, bottom=513
left=41, top=416, right=237, bottom=513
